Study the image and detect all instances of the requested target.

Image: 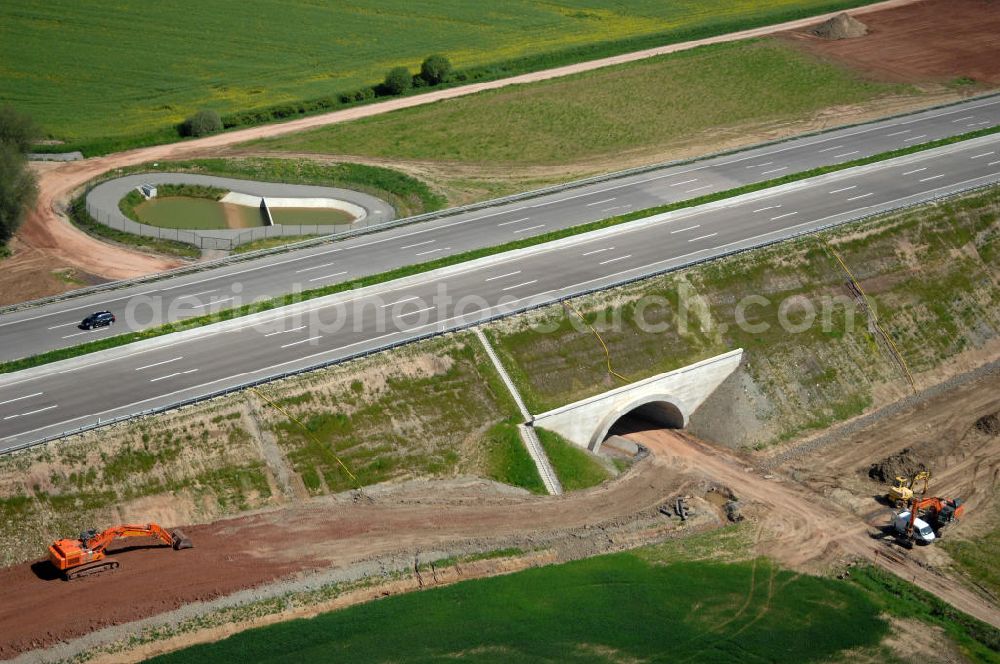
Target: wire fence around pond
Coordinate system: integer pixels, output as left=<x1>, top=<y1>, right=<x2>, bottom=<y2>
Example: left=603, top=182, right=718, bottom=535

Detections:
left=84, top=200, right=384, bottom=251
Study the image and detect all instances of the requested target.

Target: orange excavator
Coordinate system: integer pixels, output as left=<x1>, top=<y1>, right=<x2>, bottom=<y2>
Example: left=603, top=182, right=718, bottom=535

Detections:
left=894, top=496, right=966, bottom=546
left=48, top=523, right=192, bottom=580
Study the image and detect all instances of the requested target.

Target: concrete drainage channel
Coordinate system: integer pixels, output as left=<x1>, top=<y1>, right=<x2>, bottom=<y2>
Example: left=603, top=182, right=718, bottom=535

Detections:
left=84, top=173, right=396, bottom=251
left=473, top=328, right=562, bottom=495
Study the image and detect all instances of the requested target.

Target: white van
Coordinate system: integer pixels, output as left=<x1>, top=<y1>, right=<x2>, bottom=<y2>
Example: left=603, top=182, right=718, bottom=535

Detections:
left=894, top=511, right=936, bottom=544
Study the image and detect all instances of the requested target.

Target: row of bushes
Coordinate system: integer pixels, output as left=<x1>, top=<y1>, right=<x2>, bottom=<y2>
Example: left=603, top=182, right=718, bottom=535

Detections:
left=179, top=54, right=454, bottom=138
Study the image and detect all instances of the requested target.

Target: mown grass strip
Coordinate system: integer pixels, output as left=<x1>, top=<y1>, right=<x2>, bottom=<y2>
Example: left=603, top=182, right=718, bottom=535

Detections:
left=3, top=125, right=997, bottom=375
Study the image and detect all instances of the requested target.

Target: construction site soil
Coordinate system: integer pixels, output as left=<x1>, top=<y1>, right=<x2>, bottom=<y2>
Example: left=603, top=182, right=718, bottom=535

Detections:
left=1, top=366, right=998, bottom=659
left=785, top=0, right=1000, bottom=85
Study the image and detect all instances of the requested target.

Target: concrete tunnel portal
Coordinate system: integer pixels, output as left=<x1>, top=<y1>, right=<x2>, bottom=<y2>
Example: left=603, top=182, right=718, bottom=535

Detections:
left=529, top=349, right=743, bottom=453
left=592, top=395, right=687, bottom=452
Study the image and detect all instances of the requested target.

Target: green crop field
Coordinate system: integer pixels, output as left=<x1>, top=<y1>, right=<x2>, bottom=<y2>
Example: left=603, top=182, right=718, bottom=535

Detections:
left=1, top=0, right=878, bottom=151
left=258, top=38, right=910, bottom=169
left=149, top=554, right=888, bottom=663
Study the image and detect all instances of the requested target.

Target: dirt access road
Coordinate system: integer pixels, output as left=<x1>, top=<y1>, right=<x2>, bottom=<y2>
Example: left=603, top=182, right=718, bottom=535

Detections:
left=2, top=372, right=998, bottom=658
left=632, top=430, right=1000, bottom=628
left=3, top=0, right=926, bottom=304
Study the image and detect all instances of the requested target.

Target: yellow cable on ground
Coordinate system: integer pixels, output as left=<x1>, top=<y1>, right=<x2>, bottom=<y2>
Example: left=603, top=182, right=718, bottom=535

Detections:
left=250, top=386, right=359, bottom=485
left=562, top=301, right=628, bottom=384
left=825, top=242, right=916, bottom=392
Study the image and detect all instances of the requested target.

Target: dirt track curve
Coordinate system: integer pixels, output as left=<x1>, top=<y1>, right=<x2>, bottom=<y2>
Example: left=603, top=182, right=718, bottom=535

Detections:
left=631, top=430, right=1000, bottom=629
left=1, top=421, right=997, bottom=659
left=13, top=0, right=924, bottom=285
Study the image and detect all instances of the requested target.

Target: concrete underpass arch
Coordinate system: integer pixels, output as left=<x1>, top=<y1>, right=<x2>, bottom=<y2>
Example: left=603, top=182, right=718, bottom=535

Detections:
left=590, top=393, right=687, bottom=452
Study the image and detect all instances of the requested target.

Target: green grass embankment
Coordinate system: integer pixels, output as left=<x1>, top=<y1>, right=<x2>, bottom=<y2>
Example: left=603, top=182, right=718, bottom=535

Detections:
left=535, top=427, right=610, bottom=490
left=483, top=420, right=546, bottom=495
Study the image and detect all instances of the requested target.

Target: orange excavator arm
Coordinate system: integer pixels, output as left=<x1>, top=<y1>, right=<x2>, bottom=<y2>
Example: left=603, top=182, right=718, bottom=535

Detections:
left=48, top=522, right=192, bottom=579
left=83, top=523, right=180, bottom=554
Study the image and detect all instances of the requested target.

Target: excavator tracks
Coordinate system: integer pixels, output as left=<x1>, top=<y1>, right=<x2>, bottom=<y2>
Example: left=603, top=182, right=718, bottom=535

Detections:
left=64, top=558, right=120, bottom=581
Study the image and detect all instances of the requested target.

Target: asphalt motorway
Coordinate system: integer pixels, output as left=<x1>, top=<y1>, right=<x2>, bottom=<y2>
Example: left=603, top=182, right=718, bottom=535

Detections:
left=1, top=96, right=998, bottom=362
left=1, top=133, right=998, bottom=451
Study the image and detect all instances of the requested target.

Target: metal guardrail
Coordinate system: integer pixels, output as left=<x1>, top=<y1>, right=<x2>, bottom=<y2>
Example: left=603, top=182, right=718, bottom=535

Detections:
left=5, top=177, right=997, bottom=457
left=4, top=91, right=999, bottom=317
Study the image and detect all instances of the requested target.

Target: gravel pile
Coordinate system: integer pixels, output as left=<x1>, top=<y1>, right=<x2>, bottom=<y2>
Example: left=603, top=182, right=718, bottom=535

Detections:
left=811, top=13, right=869, bottom=40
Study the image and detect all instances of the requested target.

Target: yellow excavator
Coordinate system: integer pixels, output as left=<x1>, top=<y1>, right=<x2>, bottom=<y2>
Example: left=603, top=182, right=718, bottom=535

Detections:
left=887, top=471, right=930, bottom=507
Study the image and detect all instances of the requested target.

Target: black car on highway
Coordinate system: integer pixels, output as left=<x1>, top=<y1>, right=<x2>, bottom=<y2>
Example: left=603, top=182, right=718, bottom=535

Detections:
left=80, top=311, right=115, bottom=329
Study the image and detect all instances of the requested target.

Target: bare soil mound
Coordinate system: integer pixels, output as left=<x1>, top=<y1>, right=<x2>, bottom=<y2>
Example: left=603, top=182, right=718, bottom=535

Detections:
left=811, top=13, right=868, bottom=40
left=868, top=447, right=928, bottom=483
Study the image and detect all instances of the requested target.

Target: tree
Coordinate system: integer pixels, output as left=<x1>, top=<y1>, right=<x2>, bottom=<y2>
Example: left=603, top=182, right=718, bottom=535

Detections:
left=0, top=105, right=39, bottom=154
left=420, top=54, right=452, bottom=86
left=383, top=66, right=413, bottom=95
left=180, top=109, right=223, bottom=137
left=0, top=143, right=37, bottom=244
